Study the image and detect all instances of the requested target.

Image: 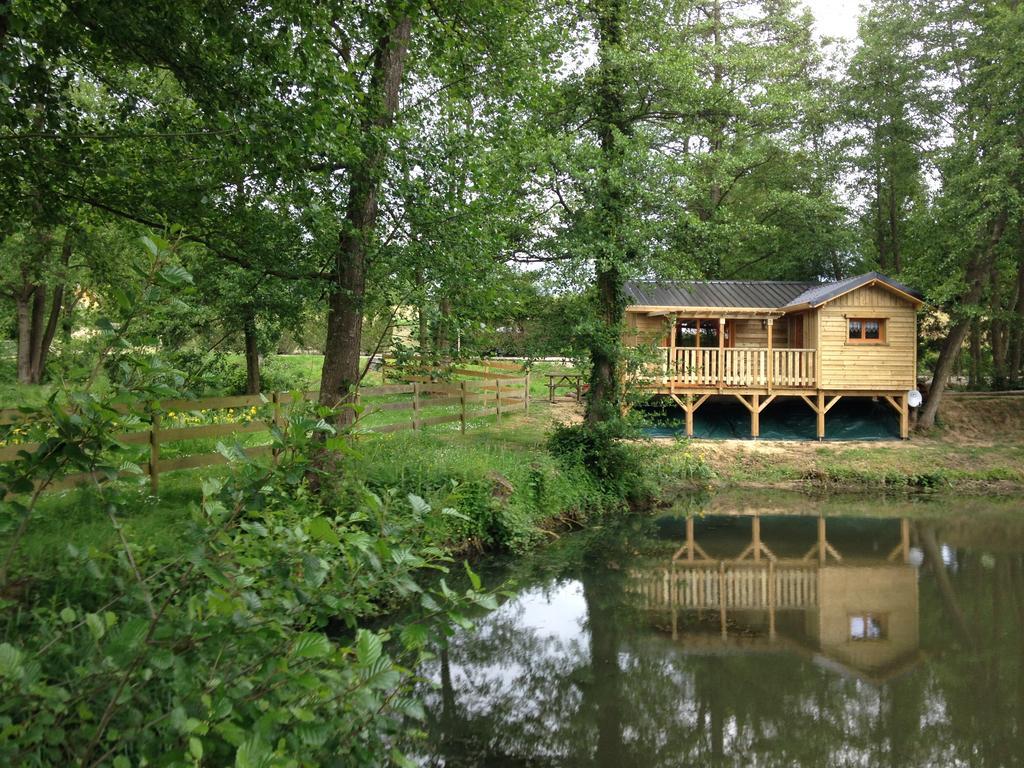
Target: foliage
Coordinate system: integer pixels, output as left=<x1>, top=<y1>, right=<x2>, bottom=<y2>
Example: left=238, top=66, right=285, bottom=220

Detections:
left=547, top=419, right=656, bottom=504
left=0, top=423, right=501, bottom=766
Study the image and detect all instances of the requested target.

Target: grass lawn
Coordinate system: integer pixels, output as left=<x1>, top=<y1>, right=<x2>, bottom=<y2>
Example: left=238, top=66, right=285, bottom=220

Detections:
left=3, top=401, right=591, bottom=576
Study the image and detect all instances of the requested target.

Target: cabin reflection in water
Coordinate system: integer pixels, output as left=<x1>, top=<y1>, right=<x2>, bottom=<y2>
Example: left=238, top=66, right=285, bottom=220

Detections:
left=628, top=515, right=920, bottom=684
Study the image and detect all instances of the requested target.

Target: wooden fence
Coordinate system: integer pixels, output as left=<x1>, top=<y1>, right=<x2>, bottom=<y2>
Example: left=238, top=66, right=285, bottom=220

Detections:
left=380, top=357, right=525, bottom=384
left=0, top=375, right=529, bottom=495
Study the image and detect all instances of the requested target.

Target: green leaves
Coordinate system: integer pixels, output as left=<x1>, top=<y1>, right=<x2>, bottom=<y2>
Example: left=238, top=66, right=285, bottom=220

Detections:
left=306, top=516, right=339, bottom=546
left=354, top=629, right=382, bottom=668
left=291, top=632, right=332, bottom=659
left=0, top=643, right=23, bottom=680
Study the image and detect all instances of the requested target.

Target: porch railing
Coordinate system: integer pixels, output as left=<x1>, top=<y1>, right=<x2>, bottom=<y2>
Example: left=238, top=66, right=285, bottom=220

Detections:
left=628, top=563, right=819, bottom=611
left=662, top=347, right=816, bottom=388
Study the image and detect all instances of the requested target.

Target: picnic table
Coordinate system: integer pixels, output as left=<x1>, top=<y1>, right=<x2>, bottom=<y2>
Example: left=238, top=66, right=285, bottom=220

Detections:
left=546, top=373, right=584, bottom=403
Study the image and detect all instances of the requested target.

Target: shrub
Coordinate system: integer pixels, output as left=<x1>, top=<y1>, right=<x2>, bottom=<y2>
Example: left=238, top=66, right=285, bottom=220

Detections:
left=546, top=419, right=655, bottom=504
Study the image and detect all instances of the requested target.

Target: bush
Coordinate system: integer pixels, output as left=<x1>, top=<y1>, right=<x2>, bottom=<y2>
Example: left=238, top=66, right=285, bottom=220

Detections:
left=546, top=419, right=656, bottom=504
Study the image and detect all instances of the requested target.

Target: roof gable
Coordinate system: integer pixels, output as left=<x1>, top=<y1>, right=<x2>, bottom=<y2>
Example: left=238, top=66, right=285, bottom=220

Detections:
left=782, top=272, right=924, bottom=309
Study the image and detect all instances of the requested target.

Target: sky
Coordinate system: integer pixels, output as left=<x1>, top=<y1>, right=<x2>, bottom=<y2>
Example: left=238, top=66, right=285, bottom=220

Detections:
left=803, top=0, right=863, bottom=41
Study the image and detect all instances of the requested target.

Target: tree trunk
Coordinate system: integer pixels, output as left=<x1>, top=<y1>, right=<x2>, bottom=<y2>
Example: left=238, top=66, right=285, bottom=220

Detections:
left=1006, top=256, right=1024, bottom=387
left=990, top=262, right=1008, bottom=389
left=243, top=314, right=261, bottom=395
left=15, top=287, right=34, bottom=385
left=31, top=282, right=64, bottom=385
left=416, top=267, right=429, bottom=360
left=15, top=229, right=71, bottom=385
left=436, top=296, right=452, bottom=363
left=969, top=319, right=981, bottom=388
left=319, top=10, right=412, bottom=426
left=919, top=212, right=1007, bottom=428
left=586, top=0, right=630, bottom=425
left=28, top=283, right=47, bottom=384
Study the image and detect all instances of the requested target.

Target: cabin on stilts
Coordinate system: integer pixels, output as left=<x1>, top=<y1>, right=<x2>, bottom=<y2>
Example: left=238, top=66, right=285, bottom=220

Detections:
left=623, top=271, right=925, bottom=439
left=628, top=514, right=921, bottom=685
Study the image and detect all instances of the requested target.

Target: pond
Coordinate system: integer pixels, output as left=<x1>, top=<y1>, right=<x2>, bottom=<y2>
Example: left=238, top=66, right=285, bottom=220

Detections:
left=412, top=493, right=1024, bottom=766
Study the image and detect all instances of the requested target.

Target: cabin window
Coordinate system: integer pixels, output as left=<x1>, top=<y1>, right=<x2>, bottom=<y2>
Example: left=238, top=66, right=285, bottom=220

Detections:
left=849, top=613, right=887, bottom=641
left=674, top=319, right=721, bottom=348
left=848, top=318, right=885, bottom=344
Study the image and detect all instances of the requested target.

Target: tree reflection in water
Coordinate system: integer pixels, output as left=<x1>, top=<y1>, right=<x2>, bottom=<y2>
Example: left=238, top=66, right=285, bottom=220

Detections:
left=415, top=510, right=1024, bottom=767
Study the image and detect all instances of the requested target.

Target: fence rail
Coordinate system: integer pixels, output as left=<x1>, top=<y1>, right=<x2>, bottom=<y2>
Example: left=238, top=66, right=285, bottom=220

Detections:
left=0, top=375, right=530, bottom=494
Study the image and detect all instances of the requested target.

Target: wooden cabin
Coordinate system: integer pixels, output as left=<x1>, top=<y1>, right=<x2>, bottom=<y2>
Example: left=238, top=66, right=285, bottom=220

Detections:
left=623, top=272, right=925, bottom=439
left=628, top=515, right=921, bottom=685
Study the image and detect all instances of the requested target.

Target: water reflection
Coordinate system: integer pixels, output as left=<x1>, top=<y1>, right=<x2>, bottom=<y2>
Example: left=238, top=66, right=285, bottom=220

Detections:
left=418, top=509, right=1024, bottom=767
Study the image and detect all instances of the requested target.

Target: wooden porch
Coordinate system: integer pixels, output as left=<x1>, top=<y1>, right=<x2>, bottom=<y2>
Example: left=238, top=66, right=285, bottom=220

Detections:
left=657, top=346, right=816, bottom=389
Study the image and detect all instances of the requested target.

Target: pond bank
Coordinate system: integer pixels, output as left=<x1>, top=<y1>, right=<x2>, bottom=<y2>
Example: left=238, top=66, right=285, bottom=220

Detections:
left=638, top=393, right=1024, bottom=494
left=679, top=437, right=1024, bottom=493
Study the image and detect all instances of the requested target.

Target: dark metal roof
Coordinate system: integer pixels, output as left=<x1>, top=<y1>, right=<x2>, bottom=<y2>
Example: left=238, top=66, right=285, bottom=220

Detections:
left=624, top=272, right=924, bottom=310
left=624, top=280, right=819, bottom=309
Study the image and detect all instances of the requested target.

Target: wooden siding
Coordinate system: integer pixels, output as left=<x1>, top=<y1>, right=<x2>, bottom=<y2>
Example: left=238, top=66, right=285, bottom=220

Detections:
left=818, top=285, right=917, bottom=390
left=733, top=318, right=787, bottom=348
left=624, top=312, right=669, bottom=346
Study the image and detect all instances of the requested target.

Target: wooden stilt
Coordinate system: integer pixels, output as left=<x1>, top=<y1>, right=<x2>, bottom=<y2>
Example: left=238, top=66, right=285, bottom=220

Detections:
left=671, top=392, right=710, bottom=439
left=816, top=391, right=825, bottom=440
left=883, top=393, right=910, bottom=439
left=751, top=394, right=760, bottom=438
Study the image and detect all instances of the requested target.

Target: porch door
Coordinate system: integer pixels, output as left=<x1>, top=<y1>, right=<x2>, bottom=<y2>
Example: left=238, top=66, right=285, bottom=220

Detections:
left=789, top=315, right=804, bottom=348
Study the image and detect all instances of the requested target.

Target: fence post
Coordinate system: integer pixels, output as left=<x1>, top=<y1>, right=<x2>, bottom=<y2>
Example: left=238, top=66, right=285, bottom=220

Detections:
left=412, top=382, right=420, bottom=430
left=271, top=392, right=282, bottom=463
left=149, top=408, right=161, bottom=495
left=495, top=378, right=502, bottom=426
left=460, top=381, right=467, bottom=434
left=524, top=372, right=530, bottom=414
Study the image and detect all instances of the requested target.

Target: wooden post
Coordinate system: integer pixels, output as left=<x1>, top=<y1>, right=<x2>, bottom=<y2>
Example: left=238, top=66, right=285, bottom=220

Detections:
left=272, top=391, right=283, bottom=431
left=718, top=317, right=725, bottom=391
left=686, top=516, right=695, bottom=563
left=495, top=378, right=502, bottom=426
left=816, top=390, right=825, bottom=440
left=668, top=313, right=677, bottom=387
left=751, top=393, right=760, bottom=439
left=817, top=516, right=826, bottom=564
left=900, top=393, right=909, bottom=439
left=766, top=318, right=774, bottom=392
left=548, top=375, right=555, bottom=403
left=685, top=396, right=694, bottom=438
left=271, top=391, right=283, bottom=464
left=149, top=409, right=161, bottom=495
left=412, top=382, right=421, bottom=430
left=459, top=381, right=467, bottom=434
left=719, top=560, right=727, bottom=639
left=524, top=372, right=530, bottom=413
left=752, top=514, right=761, bottom=562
